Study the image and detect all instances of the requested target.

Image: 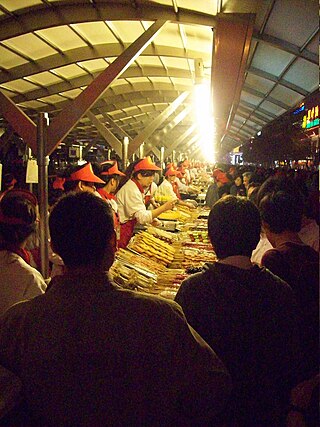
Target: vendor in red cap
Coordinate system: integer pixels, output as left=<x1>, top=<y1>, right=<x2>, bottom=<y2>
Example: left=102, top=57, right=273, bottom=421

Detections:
left=95, top=161, right=125, bottom=242
left=212, top=169, right=231, bottom=199
left=63, top=162, right=105, bottom=194
left=116, top=157, right=175, bottom=248
left=156, top=167, right=195, bottom=209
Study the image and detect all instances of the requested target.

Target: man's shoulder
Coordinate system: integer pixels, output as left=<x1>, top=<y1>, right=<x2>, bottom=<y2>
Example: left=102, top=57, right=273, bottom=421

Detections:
left=121, top=287, right=185, bottom=318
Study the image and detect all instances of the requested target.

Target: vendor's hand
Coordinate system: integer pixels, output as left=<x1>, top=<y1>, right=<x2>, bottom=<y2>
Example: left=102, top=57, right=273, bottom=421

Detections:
left=163, top=200, right=176, bottom=211
left=186, top=202, right=196, bottom=210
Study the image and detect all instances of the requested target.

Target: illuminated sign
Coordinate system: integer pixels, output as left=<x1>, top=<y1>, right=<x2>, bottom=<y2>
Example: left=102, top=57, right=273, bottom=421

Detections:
left=293, top=103, right=305, bottom=115
left=302, top=105, right=319, bottom=129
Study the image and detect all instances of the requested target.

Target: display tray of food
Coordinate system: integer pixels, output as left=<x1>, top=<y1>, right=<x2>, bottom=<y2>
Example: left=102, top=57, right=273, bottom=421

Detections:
left=110, top=259, right=157, bottom=291
left=115, top=248, right=166, bottom=274
left=127, top=230, right=175, bottom=266
left=146, top=226, right=179, bottom=243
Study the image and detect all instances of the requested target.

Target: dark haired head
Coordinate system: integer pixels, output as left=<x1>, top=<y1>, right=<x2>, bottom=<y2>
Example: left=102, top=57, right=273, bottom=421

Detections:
left=49, top=192, right=115, bottom=268
left=208, top=195, right=261, bottom=259
left=0, top=195, right=37, bottom=245
left=259, top=191, right=302, bottom=233
left=257, top=176, right=303, bottom=233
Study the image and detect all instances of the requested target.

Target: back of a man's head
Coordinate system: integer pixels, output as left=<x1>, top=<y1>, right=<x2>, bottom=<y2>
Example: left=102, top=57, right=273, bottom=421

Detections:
left=49, top=192, right=114, bottom=268
left=257, top=176, right=303, bottom=234
left=208, top=195, right=261, bottom=259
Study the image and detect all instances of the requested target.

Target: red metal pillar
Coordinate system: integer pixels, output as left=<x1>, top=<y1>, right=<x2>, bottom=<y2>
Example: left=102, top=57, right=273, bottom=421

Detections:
left=211, top=14, right=254, bottom=150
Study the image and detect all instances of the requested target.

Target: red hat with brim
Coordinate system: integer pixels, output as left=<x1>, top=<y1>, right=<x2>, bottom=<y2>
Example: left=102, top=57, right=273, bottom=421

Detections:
left=101, top=161, right=125, bottom=177
left=133, top=157, right=161, bottom=172
left=70, top=163, right=105, bottom=184
left=213, top=170, right=229, bottom=184
left=52, top=177, right=66, bottom=190
left=165, top=167, right=178, bottom=177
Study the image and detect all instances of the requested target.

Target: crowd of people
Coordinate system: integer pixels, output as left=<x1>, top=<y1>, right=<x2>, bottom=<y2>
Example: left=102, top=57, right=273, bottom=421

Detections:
left=0, top=158, right=318, bottom=426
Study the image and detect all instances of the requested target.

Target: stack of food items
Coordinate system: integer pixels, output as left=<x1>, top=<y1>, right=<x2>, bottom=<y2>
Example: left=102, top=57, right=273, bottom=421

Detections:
left=146, top=226, right=178, bottom=244
left=127, top=231, right=176, bottom=266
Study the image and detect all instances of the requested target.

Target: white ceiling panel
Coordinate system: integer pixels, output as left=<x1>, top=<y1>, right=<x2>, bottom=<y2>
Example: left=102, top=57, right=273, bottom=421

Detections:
left=36, top=26, right=87, bottom=51
left=283, top=59, right=319, bottom=92
left=3, top=33, right=57, bottom=60
left=240, top=92, right=262, bottom=106
left=0, top=0, right=41, bottom=11
left=71, top=22, right=119, bottom=45
left=0, top=45, right=28, bottom=69
left=251, top=43, right=295, bottom=77
left=105, top=21, right=145, bottom=43
left=52, top=64, right=87, bottom=80
left=264, top=0, right=318, bottom=47
left=269, top=85, right=304, bottom=107
left=259, top=100, right=286, bottom=116
left=1, top=79, right=39, bottom=93
left=78, top=59, right=108, bottom=73
left=26, top=72, right=63, bottom=86
left=245, top=73, right=275, bottom=94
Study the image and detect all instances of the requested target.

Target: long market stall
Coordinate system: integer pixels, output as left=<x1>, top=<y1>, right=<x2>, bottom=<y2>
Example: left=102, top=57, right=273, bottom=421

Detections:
left=110, top=205, right=216, bottom=300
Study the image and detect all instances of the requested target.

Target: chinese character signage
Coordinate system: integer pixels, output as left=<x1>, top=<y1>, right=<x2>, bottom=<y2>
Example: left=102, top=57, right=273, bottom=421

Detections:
left=302, top=105, right=319, bottom=129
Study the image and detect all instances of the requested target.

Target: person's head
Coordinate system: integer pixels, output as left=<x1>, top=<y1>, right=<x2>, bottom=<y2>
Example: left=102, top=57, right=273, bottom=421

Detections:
left=165, top=167, right=178, bottom=183
left=234, top=175, right=243, bottom=187
left=63, top=163, right=105, bottom=193
left=213, top=169, right=229, bottom=187
left=242, top=172, right=252, bottom=188
left=131, top=157, right=161, bottom=189
left=257, top=176, right=304, bottom=244
left=49, top=192, right=116, bottom=270
left=2, top=173, right=17, bottom=192
left=0, top=194, right=37, bottom=247
left=208, top=195, right=261, bottom=259
left=97, top=161, right=125, bottom=193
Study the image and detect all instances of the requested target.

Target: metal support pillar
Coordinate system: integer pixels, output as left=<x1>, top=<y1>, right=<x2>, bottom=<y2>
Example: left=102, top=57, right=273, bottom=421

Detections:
left=139, top=142, right=145, bottom=159
left=37, top=113, right=50, bottom=279
left=122, top=136, right=129, bottom=170
left=27, top=147, right=33, bottom=193
left=172, top=150, right=176, bottom=163
left=160, top=146, right=165, bottom=175
left=211, top=14, right=254, bottom=148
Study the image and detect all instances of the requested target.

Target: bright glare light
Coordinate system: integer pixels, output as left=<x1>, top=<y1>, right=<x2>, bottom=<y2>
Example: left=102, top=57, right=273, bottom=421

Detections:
left=194, top=82, right=216, bottom=162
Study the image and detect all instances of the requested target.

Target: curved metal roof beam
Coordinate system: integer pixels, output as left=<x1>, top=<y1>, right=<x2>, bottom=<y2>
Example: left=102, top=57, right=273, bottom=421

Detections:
left=9, top=66, right=194, bottom=103
left=0, top=44, right=211, bottom=84
left=0, top=2, right=316, bottom=64
left=17, top=82, right=191, bottom=113
left=0, top=3, right=216, bottom=40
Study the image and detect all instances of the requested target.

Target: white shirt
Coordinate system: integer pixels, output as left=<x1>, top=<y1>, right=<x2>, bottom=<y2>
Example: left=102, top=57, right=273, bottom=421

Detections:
left=298, top=219, right=319, bottom=252
left=0, top=250, right=46, bottom=316
left=251, top=234, right=273, bottom=265
left=117, top=179, right=153, bottom=225
left=155, top=179, right=177, bottom=201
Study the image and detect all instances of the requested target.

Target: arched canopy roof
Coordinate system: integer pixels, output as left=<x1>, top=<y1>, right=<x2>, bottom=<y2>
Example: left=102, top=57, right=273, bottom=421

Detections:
left=0, top=0, right=318, bottom=159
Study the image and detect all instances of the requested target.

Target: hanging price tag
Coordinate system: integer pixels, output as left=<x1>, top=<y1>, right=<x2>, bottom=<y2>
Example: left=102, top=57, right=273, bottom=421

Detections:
left=26, top=159, right=38, bottom=183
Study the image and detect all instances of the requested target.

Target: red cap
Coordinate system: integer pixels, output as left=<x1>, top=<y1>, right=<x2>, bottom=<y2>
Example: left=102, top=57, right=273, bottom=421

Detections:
left=133, top=157, right=161, bottom=172
left=70, top=163, right=105, bottom=184
left=165, top=167, right=178, bottom=177
left=213, top=169, right=229, bottom=184
left=177, top=166, right=186, bottom=175
left=53, top=177, right=66, bottom=190
left=101, top=161, right=125, bottom=177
